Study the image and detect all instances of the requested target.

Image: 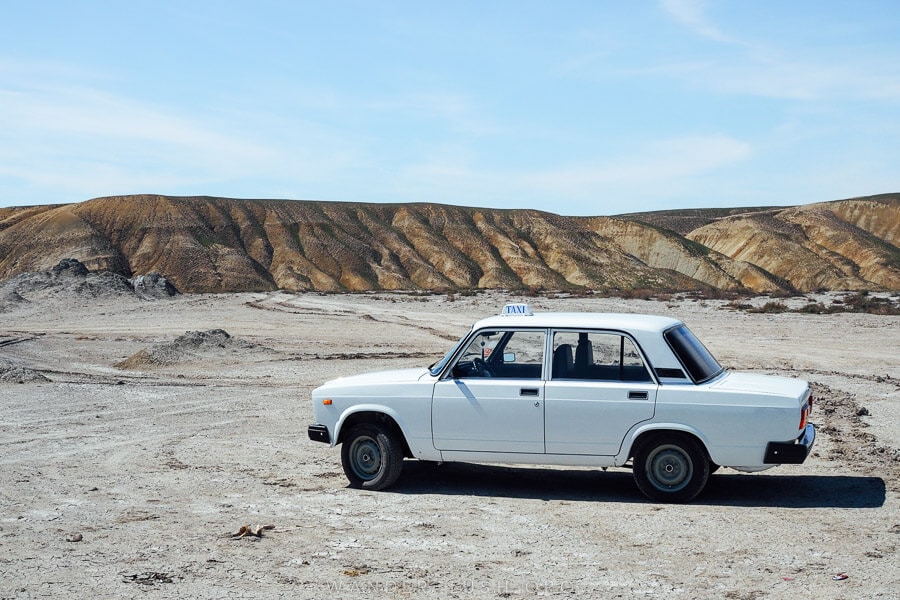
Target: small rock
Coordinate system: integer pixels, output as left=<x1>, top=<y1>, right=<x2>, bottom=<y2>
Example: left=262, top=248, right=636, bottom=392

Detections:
left=65, top=533, right=83, bottom=543
left=856, top=407, right=870, bottom=417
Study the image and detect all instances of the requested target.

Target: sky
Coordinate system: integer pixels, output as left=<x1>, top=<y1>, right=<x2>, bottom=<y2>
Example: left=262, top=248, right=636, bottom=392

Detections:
left=1, top=1, right=899, bottom=215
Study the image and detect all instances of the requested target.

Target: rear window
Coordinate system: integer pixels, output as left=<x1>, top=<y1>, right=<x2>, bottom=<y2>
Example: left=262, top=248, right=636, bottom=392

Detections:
left=663, top=324, right=723, bottom=383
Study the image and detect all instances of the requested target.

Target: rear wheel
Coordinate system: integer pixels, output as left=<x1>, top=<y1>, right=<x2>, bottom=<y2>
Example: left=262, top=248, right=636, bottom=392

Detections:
left=341, top=423, right=404, bottom=490
left=633, top=433, right=710, bottom=503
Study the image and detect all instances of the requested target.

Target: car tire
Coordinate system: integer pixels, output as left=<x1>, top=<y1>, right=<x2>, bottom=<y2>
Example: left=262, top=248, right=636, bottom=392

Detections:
left=341, top=423, right=404, bottom=490
left=633, top=433, right=710, bottom=503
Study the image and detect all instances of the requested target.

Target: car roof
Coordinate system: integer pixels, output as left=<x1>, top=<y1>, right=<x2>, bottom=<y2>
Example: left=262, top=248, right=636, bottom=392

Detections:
left=472, top=310, right=683, bottom=334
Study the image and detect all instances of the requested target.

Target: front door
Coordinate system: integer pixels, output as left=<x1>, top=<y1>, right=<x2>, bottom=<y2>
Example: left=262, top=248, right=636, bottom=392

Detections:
left=432, top=329, right=546, bottom=453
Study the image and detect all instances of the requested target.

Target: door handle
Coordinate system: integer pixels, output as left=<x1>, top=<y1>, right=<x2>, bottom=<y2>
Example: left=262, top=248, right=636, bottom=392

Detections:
left=628, top=391, right=649, bottom=400
left=520, top=388, right=539, bottom=397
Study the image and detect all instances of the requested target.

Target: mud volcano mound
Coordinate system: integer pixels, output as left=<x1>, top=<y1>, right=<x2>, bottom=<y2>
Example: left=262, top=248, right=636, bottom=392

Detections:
left=116, top=329, right=251, bottom=369
left=0, top=258, right=179, bottom=311
left=0, top=358, right=49, bottom=384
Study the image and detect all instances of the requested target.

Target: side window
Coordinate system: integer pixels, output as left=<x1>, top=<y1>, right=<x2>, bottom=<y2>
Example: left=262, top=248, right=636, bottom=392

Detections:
left=452, top=331, right=500, bottom=378
left=552, top=331, right=652, bottom=382
left=498, top=331, right=544, bottom=379
left=451, top=330, right=544, bottom=379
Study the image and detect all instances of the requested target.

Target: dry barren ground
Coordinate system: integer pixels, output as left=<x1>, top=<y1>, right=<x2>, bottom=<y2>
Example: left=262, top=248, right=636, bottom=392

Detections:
left=0, top=290, right=897, bottom=599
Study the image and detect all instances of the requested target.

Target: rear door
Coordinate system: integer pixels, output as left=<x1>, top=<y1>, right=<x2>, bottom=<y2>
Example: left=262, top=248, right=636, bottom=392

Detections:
left=544, top=330, right=657, bottom=455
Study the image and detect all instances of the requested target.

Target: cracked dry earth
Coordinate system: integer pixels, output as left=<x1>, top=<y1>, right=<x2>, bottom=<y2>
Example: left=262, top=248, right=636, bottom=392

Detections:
left=0, top=291, right=897, bottom=599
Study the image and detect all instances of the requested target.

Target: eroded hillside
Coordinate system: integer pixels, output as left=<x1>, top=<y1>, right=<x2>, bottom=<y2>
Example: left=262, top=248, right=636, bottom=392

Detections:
left=685, top=195, right=900, bottom=291
left=0, top=194, right=897, bottom=293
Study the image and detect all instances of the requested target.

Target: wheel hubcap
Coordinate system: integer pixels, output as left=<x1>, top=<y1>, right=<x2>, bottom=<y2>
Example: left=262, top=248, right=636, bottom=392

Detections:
left=350, top=436, right=381, bottom=480
left=647, top=444, right=692, bottom=491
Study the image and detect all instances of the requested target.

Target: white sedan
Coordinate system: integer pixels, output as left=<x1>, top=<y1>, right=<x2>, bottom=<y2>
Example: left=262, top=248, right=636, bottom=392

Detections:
left=308, top=304, right=815, bottom=502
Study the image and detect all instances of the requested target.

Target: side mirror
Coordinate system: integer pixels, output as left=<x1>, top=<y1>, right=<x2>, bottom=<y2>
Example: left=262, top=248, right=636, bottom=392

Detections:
left=503, top=352, right=516, bottom=363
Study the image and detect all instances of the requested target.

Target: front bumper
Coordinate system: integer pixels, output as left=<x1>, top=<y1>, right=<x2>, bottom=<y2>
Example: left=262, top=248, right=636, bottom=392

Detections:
left=308, top=423, right=331, bottom=444
left=764, top=423, right=816, bottom=464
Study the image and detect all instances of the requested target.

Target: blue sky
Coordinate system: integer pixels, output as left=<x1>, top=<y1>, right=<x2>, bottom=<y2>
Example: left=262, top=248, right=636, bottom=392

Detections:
left=1, top=1, right=899, bottom=215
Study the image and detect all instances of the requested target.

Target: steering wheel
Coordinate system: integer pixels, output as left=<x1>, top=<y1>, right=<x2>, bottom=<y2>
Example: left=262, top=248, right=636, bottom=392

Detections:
left=472, top=357, right=493, bottom=377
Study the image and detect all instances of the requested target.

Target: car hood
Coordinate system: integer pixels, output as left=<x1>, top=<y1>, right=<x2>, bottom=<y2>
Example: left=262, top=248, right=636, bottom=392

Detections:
left=710, top=371, right=809, bottom=399
left=315, top=367, right=432, bottom=391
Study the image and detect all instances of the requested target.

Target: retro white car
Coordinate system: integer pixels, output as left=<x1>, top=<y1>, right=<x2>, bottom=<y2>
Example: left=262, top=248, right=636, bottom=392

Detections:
left=308, top=304, right=815, bottom=502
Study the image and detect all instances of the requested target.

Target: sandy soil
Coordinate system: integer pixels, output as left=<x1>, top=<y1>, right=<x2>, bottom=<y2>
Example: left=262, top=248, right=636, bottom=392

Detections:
left=0, top=290, right=897, bottom=599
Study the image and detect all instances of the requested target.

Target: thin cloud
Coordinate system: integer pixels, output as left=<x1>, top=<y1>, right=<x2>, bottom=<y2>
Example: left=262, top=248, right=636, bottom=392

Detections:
left=363, top=90, right=503, bottom=138
left=398, top=134, right=752, bottom=213
left=637, top=54, right=900, bottom=102
left=1, top=80, right=273, bottom=160
left=0, top=61, right=290, bottom=200
left=521, top=134, right=752, bottom=192
left=661, top=0, right=734, bottom=43
left=656, top=2, right=900, bottom=102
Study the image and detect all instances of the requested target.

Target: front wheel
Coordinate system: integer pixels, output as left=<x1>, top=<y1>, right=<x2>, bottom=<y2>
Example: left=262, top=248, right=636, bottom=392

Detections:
left=341, top=423, right=404, bottom=490
left=633, top=433, right=710, bottom=503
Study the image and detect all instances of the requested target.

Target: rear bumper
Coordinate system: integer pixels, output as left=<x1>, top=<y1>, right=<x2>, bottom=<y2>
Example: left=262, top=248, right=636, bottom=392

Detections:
left=308, top=423, right=331, bottom=444
left=764, top=423, right=815, bottom=464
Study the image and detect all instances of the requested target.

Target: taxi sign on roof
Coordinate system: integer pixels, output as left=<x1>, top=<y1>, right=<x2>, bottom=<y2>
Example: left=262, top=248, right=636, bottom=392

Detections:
left=500, top=303, right=533, bottom=316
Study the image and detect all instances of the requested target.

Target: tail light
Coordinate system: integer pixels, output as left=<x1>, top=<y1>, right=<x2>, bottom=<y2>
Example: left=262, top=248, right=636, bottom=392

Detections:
left=798, top=392, right=813, bottom=430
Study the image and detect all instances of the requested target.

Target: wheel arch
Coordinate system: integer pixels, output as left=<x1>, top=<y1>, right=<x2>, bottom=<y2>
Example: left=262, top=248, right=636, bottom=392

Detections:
left=621, top=424, right=713, bottom=464
left=336, top=408, right=413, bottom=458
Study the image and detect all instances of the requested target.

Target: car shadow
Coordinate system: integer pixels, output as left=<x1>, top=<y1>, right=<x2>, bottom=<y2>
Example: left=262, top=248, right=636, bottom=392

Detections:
left=386, top=461, right=886, bottom=508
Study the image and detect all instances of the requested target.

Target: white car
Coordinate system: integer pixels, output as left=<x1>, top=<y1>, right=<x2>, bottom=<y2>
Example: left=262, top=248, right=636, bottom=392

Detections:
left=308, top=304, right=815, bottom=502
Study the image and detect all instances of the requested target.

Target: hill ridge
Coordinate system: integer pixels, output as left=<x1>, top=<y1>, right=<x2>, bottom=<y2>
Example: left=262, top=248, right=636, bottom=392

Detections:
left=1, top=194, right=897, bottom=293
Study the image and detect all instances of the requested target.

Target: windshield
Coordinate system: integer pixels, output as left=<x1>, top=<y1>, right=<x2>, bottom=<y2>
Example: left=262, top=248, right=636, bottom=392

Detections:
left=429, top=333, right=469, bottom=376
left=663, top=324, right=724, bottom=383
